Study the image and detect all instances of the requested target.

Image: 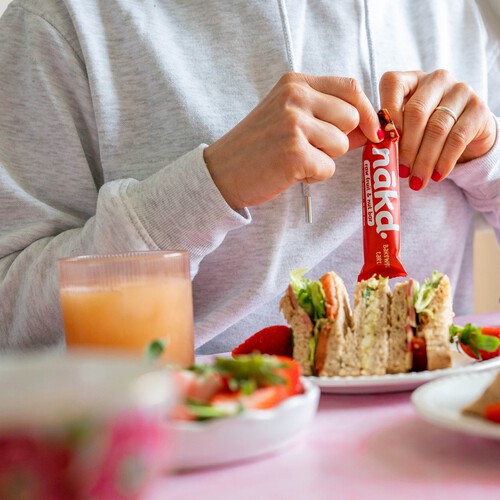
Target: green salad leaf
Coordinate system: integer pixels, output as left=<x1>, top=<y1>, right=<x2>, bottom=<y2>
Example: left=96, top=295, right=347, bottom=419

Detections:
left=289, top=268, right=326, bottom=320
left=144, top=338, right=167, bottom=363
left=214, top=355, right=287, bottom=392
left=450, top=323, right=500, bottom=358
left=413, top=271, right=443, bottom=318
left=185, top=400, right=243, bottom=420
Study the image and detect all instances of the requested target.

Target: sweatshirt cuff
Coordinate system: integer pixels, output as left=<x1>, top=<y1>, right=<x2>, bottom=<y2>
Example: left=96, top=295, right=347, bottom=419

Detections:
left=124, top=145, right=251, bottom=260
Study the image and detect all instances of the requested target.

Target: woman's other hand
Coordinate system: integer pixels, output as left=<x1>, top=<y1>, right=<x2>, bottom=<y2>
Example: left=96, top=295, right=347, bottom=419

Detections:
left=380, top=69, right=497, bottom=191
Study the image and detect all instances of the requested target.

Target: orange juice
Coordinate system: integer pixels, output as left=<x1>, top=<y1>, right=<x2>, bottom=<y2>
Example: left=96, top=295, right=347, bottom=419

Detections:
left=60, top=277, right=194, bottom=367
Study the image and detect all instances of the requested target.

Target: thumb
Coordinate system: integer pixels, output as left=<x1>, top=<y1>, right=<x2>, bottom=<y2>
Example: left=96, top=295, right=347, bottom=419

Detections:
left=347, top=127, right=370, bottom=151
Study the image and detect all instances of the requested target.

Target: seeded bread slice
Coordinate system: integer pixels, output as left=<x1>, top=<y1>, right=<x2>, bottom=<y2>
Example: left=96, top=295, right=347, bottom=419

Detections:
left=417, top=275, right=453, bottom=371
left=387, top=282, right=410, bottom=374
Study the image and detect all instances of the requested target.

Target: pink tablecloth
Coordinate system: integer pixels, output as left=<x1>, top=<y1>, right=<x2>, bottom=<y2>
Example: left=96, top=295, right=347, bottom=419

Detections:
left=145, top=312, right=500, bottom=500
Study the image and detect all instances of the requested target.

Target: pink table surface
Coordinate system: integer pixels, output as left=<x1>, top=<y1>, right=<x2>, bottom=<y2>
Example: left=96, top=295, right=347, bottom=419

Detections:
left=145, top=312, right=500, bottom=500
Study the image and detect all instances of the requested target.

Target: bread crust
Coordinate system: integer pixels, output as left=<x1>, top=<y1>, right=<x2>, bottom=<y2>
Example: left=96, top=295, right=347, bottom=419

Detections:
left=387, top=282, right=410, bottom=374
left=279, top=292, right=313, bottom=376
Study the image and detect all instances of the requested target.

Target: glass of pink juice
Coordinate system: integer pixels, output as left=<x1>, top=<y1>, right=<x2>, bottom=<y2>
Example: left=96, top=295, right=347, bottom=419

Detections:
left=58, top=251, right=194, bottom=367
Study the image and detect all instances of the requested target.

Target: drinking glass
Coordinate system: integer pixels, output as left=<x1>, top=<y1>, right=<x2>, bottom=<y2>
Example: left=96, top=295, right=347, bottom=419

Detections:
left=58, top=250, right=194, bottom=367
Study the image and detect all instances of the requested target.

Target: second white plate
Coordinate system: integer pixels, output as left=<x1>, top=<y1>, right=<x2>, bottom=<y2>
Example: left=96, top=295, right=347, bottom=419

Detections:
left=411, top=370, right=500, bottom=439
left=307, top=351, right=500, bottom=394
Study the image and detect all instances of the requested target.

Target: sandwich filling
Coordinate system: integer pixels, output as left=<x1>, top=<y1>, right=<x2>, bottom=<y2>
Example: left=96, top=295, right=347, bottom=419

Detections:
left=405, top=271, right=444, bottom=371
left=313, top=273, right=339, bottom=374
left=355, top=275, right=390, bottom=376
left=361, top=276, right=387, bottom=355
left=289, top=268, right=326, bottom=322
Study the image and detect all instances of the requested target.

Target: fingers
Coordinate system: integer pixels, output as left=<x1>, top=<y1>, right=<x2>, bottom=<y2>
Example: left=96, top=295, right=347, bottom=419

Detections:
left=298, top=144, right=337, bottom=184
left=272, top=73, right=381, bottom=161
left=347, top=126, right=371, bottom=151
left=379, top=70, right=422, bottom=131
left=303, top=113, right=350, bottom=158
left=276, top=111, right=343, bottom=179
left=399, top=71, right=455, bottom=180
left=428, top=110, right=471, bottom=182
left=303, top=74, right=381, bottom=143
left=380, top=70, right=496, bottom=190
left=310, top=92, right=361, bottom=137
left=411, top=84, right=470, bottom=187
left=381, top=70, right=453, bottom=171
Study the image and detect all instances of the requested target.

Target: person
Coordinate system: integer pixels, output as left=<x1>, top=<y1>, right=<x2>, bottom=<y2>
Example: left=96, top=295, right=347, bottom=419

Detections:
left=0, top=0, right=498, bottom=354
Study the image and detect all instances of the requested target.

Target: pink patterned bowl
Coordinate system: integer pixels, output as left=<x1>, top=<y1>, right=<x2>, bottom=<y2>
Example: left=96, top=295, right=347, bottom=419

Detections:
left=0, top=351, right=175, bottom=500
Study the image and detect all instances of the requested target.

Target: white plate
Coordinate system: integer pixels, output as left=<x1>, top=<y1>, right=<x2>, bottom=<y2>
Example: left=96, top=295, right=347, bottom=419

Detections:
left=167, top=378, right=320, bottom=471
left=307, top=351, right=500, bottom=394
left=412, top=370, right=500, bottom=439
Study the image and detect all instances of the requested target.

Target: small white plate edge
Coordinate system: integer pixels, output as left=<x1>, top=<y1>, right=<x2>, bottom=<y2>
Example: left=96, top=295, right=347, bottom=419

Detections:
left=411, top=370, right=500, bottom=439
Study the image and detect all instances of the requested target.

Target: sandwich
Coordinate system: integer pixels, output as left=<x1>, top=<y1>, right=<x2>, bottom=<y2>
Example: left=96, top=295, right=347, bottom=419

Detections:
left=353, top=275, right=391, bottom=376
left=279, top=268, right=359, bottom=377
left=280, top=269, right=453, bottom=377
left=388, top=271, right=453, bottom=373
left=462, top=371, right=500, bottom=420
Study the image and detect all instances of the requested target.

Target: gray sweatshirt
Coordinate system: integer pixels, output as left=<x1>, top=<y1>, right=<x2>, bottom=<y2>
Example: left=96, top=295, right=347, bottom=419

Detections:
left=0, top=0, right=499, bottom=353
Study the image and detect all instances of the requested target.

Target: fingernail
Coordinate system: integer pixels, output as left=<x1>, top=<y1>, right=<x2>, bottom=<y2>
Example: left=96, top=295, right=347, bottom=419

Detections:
left=409, top=176, right=423, bottom=191
left=399, top=164, right=410, bottom=178
left=431, top=171, right=442, bottom=182
left=377, top=127, right=385, bottom=140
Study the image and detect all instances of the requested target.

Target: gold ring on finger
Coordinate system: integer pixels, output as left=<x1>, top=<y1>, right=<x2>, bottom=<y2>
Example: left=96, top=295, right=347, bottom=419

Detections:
left=434, top=105, right=458, bottom=124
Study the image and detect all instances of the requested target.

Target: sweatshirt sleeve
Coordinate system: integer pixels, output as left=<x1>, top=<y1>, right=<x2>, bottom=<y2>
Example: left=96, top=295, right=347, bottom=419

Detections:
left=447, top=117, right=500, bottom=240
left=448, top=3, right=500, bottom=242
left=0, top=6, right=249, bottom=350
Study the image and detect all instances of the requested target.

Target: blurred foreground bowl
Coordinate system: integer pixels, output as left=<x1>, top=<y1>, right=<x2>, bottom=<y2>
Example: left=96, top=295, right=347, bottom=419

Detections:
left=0, top=351, right=175, bottom=500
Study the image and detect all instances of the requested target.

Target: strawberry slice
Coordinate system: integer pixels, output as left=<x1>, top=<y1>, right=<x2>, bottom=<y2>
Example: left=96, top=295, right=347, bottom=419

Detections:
left=212, top=356, right=302, bottom=410
left=275, top=356, right=303, bottom=396
left=231, top=325, right=293, bottom=357
left=212, top=386, right=284, bottom=410
left=450, top=324, right=500, bottom=360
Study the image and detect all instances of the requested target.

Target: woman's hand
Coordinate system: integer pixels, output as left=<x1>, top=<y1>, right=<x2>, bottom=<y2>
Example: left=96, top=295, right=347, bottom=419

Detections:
left=380, top=69, right=497, bottom=190
left=204, top=73, right=382, bottom=209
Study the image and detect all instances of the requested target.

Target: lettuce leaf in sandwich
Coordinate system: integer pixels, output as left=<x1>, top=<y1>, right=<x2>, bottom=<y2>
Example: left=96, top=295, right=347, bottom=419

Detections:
left=412, top=270, right=444, bottom=324
left=289, top=268, right=326, bottom=321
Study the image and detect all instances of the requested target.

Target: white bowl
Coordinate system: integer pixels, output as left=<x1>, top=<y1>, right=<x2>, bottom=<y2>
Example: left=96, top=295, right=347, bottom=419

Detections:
left=168, top=377, right=320, bottom=471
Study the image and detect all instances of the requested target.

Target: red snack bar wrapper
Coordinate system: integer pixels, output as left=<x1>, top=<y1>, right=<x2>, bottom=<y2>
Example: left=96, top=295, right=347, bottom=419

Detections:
left=358, top=109, right=407, bottom=281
